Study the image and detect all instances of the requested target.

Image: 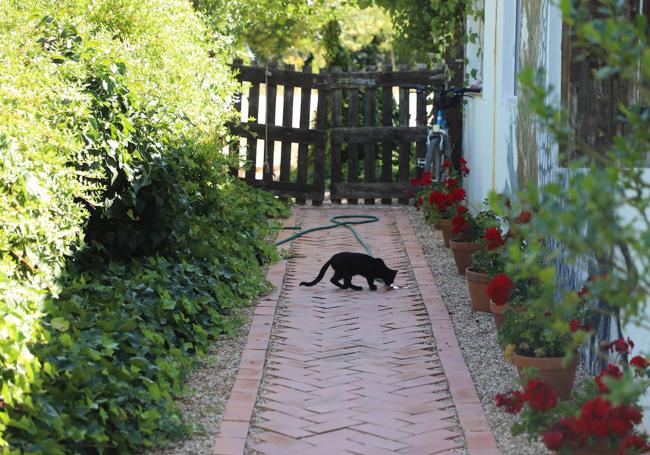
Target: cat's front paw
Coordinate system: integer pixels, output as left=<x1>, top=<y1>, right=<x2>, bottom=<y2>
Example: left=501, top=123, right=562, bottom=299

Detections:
left=369, top=285, right=377, bottom=291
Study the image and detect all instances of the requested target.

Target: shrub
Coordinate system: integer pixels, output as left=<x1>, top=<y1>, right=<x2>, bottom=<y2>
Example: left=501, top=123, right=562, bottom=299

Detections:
left=0, top=0, right=287, bottom=451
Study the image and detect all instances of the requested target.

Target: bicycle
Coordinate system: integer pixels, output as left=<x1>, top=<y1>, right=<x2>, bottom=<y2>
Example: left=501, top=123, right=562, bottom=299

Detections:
left=407, top=85, right=482, bottom=182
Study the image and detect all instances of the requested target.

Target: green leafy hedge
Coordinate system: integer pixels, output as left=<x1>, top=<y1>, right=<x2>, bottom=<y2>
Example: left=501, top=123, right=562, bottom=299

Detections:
left=0, top=0, right=287, bottom=452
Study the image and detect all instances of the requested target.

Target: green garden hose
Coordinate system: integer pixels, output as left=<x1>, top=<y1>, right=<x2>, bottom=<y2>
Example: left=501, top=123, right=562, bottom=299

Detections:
left=275, top=214, right=379, bottom=256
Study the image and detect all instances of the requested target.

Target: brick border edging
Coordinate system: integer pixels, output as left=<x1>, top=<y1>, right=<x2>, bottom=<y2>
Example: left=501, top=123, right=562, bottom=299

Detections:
left=395, top=209, right=499, bottom=455
left=212, top=208, right=298, bottom=455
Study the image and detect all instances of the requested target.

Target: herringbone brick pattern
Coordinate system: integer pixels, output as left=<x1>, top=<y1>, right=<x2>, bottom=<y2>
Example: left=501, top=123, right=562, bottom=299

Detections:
left=247, top=208, right=465, bottom=454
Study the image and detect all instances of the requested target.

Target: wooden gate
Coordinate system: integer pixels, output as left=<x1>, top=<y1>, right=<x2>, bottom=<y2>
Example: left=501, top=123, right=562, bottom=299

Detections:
left=228, top=60, right=445, bottom=204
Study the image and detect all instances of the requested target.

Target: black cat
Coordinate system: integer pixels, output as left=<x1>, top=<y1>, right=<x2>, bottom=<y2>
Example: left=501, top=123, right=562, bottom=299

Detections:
left=299, top=252, right=398, bottom=291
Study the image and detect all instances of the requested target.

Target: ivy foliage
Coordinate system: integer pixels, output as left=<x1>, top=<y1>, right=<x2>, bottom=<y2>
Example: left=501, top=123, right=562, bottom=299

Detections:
left=0, top=0, right=287, bottom=452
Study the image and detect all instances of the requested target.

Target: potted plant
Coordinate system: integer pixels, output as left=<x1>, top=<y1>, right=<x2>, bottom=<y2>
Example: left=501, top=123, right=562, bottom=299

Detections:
left=421, top=159, right=469, bottom=244
left=448, top=204, right=494, bottom=274
left=495, top=351, right=650, bottom=454
left=467, top=226, right=507, bottom=312
left=430, top=184, right=466, bottom=247
left=409, top=170, right=438, bottom=223
left=496, top=282, right=593, bottom=399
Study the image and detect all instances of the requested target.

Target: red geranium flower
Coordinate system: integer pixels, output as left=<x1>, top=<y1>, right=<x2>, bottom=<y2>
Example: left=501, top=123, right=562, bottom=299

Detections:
left=630, top=355, right=649, bottom=369
left=451, top=214, right=469, bottom=240
left=459, top=158, right=470, bottom=176
left=569, top=319, right=582, bottom=332
left=607, top=404, right=642, bottom=437
left=456, top=205, right=468, bottom=215
left=618, top=434, right=650, bottom=455
left=443, top=177, right=459, bottom=189
left=577, top=286, right=589, bottom=298
left=595, top=364, right=623, bottom=393
left=429, top=191, right=448, bottom=213
left=447, top=187, right=466, bottom=204
left=581, top=396, right=613, bottom=437
left=410, top=171, right=433, bottom=187
left=495, top=390, right=525, bottom=414
left=515, top=211, right=532, bottom=224
left=442, top=159, right=453, bottom=169
left=483, top=227, right=504, bottom=250
left=486, top=274, right=513, bottom=306
left=523, top=380, right=558, bottom=412
left=612, top=337, right=633, bottom=355
left=542, top=429, right=565, bottom=451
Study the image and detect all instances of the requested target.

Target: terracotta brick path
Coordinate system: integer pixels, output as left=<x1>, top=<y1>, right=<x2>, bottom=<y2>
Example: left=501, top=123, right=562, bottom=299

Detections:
left=214, top=208, right=497, bottom=455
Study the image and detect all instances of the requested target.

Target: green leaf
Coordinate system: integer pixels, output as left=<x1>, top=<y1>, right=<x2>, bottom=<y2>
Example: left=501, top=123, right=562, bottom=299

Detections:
left=50, top=317, right=69, bottom=332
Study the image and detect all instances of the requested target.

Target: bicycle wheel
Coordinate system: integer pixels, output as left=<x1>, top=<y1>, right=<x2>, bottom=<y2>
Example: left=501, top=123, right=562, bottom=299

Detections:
left=425, top=131, right=440, bottom=180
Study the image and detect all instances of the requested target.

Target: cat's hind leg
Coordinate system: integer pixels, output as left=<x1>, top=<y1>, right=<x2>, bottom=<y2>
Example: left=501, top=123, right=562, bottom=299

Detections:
left=344, top=275, right=363, bottom=291
left=330, top=272, right=346, bottom=289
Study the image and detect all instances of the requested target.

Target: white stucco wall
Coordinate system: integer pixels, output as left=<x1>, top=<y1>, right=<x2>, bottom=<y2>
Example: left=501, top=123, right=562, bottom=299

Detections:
left=463, top=0, right=521, bottom=205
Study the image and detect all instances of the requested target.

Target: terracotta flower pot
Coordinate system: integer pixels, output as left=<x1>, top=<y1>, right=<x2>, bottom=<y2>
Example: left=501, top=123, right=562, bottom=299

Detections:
left=449, top=240, right=483, bottom=275
left=465, top=268, right=491, bottom=312
left=490, top=300, right=509, bottom=330
left=511, top=352, right=579, bottom=400
left=440, top=218, right=452, bottom=247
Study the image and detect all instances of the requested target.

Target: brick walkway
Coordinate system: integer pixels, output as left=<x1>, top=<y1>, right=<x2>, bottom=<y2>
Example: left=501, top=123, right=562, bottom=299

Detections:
left=214, top=207, right=497, bottom=455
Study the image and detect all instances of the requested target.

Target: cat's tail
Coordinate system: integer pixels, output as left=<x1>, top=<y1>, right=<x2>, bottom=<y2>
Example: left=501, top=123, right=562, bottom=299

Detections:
left=299, top=260, right=332, bottom=287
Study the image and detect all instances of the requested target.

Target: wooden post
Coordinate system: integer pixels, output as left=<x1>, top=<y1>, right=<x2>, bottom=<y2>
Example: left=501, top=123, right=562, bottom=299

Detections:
left=415, top=63, right=428, bottom=180
left=279, top=64, right=294, bottom=202
left=330, top=66, right=343, bottom=204
left=363, top=66, right=377, bottom=204
left=263, top=64, right=277, bottom=183
left=313, top=69, right=329, bottom=206
left=245, top=81, right=260, bottom=184
left=347, top=83, right=360, bottom=205
left=381, top=64, right=394, bottom=205
left=398, top=64, right=411, bottom=204
left=296, top=65, right=312, bottom=205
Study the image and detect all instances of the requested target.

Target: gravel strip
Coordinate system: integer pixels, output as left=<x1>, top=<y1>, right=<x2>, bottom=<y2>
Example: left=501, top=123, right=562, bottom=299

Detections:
left=406, top=207, right=592, bottom=455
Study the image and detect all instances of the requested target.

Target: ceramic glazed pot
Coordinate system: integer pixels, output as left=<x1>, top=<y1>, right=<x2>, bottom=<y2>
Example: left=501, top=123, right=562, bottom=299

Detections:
left=440, top=218, right=452, bottom=247
left=449, top=240, right=483, bottom=275
left=465, top=268, right=491, bottom=312
left=511, top=352, right=580, bottom=400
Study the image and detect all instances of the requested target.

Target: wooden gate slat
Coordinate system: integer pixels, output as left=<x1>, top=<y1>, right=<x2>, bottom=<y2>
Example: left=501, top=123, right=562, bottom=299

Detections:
left=312, top=69, right=329, bottom=206
left=398, top=65, right=411, bottom=204
left=330, top=66, right=343, bottom=204
left=347, top=86, right=360, bottom=204
left=263, top=65, right=278, bottom=183
left=364, top=66, right=377, bottom=204
left=296, top=65, right=312, bottom=205
left=280, top=64, right=295, bottom=189
left=245, top=82, right=260, bottom=184
left=381, top=65, right=394, bottom=204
